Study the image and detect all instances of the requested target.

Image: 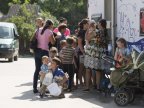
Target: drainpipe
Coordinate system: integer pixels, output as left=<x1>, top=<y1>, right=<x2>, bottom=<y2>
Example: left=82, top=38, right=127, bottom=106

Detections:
left=111, top=0, right=116, bottom=55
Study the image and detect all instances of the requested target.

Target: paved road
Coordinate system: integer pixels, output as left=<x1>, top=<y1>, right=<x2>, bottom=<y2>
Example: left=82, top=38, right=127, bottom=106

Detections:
left=0, top=57, right=144, bottom=108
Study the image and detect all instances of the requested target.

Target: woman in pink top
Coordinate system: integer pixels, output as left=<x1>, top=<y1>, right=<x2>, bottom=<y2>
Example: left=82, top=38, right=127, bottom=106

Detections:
left=33, top=19, right=55, bottom=93
left=53, top=17, right=70, bottom=36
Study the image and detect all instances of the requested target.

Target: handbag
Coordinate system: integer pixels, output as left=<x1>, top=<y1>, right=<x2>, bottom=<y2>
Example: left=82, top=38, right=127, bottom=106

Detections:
left=30, top=29, right=38, bottom=52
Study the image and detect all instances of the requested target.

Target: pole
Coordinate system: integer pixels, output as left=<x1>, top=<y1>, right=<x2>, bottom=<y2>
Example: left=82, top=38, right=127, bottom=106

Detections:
left=111, top=0, right=116, bottom=55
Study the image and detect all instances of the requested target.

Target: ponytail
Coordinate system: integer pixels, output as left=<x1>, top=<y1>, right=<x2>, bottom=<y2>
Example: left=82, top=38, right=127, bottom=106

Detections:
left=41, top=19, right=54, bottom=35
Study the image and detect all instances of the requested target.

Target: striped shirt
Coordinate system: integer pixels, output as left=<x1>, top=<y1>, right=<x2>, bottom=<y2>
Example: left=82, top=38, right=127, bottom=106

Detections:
left=60, top=45, right=75, bottom=64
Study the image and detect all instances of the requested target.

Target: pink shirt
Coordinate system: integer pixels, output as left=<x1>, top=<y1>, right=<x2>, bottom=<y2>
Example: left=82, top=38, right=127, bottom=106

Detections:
left=37, top=28, right=53, bottom=51
left=53, top=28, right=70, bottom=36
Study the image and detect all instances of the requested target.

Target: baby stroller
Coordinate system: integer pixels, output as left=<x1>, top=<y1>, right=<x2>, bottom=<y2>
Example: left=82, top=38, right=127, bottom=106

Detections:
left=107, top=49, right=144, bottom=106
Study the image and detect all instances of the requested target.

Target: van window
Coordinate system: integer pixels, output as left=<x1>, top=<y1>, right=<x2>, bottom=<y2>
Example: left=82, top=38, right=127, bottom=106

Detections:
left=0, top=26, right=13, bottom=38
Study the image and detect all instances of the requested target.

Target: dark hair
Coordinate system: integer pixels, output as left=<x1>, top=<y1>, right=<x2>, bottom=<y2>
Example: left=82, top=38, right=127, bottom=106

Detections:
left=59, top=17, right=67, bottom=23
left=52, top=57, right=61, bottom=66
left=116, top=38, right=127, bottom=48
left=58, top=23, right=67, bottom=32
left=79, top=19, right=89, bottom=29
left=99, top=19, right=107, bottom=29
left=53, top=32, right=57, bottom=37
left=66, top=37, right=74, bottom=45
left=41, top=19, right=53, bottom=35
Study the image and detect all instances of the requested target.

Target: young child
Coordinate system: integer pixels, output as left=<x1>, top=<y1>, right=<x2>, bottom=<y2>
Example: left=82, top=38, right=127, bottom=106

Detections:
left=49, top=47, right=58, bottom=61
left=39, top=56, right=49, bottom=85
left=72, top=36, right=79, bottom=88
left=55, top=23, right=67, bottom=52
left=60, top=40, right=67, bottom=49
left=39, top=57, right=68, bottom=98
left=114, top=38, right=131, bottom=68
left=60, top=37, right=75, bottom=92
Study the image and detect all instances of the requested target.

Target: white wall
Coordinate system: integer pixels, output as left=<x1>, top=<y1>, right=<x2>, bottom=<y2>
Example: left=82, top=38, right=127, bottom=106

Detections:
left=117, top=0, right=144, bottom=51
left=88, top=0, right=105, bottom=20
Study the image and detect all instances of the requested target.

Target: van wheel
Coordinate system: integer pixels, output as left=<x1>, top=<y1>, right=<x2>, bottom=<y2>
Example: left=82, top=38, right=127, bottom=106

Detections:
left=14, top=55, right=18, bottom=61
left=8, top=57, right=14, bottom=62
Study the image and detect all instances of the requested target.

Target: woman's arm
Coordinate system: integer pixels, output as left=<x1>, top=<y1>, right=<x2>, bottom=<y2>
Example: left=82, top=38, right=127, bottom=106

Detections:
left=78, top=37, right=84, bottom=54
left=114, top=48, right=118, bottom=60
left=85, top=29, right=96, bottom=42
left=49, top=34, right=55, bottom=45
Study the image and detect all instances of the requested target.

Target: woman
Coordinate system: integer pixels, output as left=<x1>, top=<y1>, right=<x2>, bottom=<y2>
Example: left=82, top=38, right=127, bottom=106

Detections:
left=77, top=18, right=89, bottom=86
left=33, top=19, right=55, bottom=93
left=95, top=19, right=109, bottom=90
left=84, top=20, right=97, bottom=91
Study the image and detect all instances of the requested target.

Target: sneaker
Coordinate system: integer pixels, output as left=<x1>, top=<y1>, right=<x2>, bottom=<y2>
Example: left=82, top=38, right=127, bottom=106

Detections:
left=33, top=89, right=39, bottom=93
left=58, top=93, right=65, bottom=98
left=111, top=93, right=115, bottom=97
left=96, top=88, right=102, bottom=92
left=67, top=89, right=72, bottom=92
left=83, top=89, right=90, bottom=92
left=39, top=93, right=44, bottom=98
left=93, top=86, right=97, bottom=89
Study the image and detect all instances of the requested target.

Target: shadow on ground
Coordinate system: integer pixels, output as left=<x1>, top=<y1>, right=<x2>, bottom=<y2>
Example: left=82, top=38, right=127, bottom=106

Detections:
left=15, top=82, right=33, bottom=87
left=12, top=89, right=63, bottom=101
left=68, top=88, right=144, bottom=108
left=12, top=82, right=144, bottom=108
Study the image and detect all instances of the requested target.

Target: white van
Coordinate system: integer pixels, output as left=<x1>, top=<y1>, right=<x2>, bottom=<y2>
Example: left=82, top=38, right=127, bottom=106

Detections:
left=0, top=22, right=19, bottom=62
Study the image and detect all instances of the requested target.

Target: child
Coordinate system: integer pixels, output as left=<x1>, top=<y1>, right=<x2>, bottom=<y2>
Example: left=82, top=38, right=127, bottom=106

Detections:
left=114, top=38, right=131, bottom=68
left=49, top=47, right=58, bottom=61
left=60, top=40, right=67, bottom=49
left=55, top=23, right=67, bottom=52
left=60, top=37, right=75, bottom=92
left=72, top=36, right=79, bottom=88
left=39, top=56, right=49, bottom=85
left=39, top=57, right=68, bottom=98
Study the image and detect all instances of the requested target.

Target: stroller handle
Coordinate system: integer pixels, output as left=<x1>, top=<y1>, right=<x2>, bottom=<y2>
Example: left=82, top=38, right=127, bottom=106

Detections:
left=101, top=55, right=121, bottom=66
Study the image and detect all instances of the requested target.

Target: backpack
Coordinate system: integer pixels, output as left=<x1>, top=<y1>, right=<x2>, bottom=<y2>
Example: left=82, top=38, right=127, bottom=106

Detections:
left=30, top=29, right=39, bottom=52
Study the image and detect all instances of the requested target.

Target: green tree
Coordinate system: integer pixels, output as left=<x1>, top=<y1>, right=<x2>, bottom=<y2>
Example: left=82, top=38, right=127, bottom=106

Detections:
left=40, top=0, right=88, bottom=33
left=5, top=3, right=58, bottom=54
left=0, top=0, right=36, bottom=14
left=6, top=4, right=36, bottom=53
left=0, top=0, right=12, bottom=14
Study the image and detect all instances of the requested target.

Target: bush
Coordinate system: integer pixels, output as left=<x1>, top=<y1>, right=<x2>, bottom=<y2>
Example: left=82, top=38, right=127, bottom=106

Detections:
left=5, top=3, right=58, bottom=54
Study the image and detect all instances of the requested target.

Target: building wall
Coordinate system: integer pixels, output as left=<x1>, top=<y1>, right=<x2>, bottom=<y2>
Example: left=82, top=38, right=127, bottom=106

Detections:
left=104, top=0, right=112, bottom=21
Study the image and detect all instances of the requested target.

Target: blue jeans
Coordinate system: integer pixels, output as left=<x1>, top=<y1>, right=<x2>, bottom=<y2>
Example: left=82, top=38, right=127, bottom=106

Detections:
left=33, top=49, right=48, bottom=90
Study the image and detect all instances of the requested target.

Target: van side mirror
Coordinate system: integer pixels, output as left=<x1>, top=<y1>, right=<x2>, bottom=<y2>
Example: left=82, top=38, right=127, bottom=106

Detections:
left=14, top=34, right=19, bottom=39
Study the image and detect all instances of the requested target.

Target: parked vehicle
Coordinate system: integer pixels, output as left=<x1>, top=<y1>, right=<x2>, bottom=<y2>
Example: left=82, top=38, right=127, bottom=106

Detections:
left=0, top=22, right=19, bottom=62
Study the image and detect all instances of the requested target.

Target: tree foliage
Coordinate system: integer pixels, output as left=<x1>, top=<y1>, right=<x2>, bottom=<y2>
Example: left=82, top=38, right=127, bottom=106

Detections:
left=5, top=3, right=58, bottom=53
left=40, top=0, right=88, bottom=33
left=0, top=0, right=12, bottom=14
left=5, top=4, right=36, bottom=53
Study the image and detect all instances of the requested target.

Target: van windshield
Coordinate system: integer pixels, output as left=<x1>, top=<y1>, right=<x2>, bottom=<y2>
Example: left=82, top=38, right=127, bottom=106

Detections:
left=0, top=26, right=13, bottom=38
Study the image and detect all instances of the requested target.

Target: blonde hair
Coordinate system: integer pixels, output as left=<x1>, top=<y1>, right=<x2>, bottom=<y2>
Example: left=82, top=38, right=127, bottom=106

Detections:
left=50, top=47, right=58, bottom=54
left=42, top=56, right=48, bottom=61
left=60, top=40, right=67, bottom=46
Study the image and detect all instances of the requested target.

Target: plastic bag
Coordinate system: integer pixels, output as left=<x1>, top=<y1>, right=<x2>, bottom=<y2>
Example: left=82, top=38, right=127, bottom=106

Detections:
left=42, top=72, right=53, bottom=86
left=47, top=82, right=62, bottom=96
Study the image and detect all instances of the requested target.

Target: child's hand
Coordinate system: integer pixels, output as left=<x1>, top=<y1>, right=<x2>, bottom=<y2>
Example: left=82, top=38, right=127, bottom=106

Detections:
left=65, top=72, right=69, bottom=79
left=119, top=57, right=123, bottom=62
left=39, top=71, right=42, bottom=75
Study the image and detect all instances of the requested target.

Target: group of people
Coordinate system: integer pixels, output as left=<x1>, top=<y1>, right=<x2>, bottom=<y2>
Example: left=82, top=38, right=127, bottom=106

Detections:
left=31, top=17, right=131, bottom=98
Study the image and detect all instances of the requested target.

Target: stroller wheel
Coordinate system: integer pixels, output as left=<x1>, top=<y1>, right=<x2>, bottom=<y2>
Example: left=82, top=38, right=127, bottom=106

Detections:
left=114, top=90, right=129, bottom=106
